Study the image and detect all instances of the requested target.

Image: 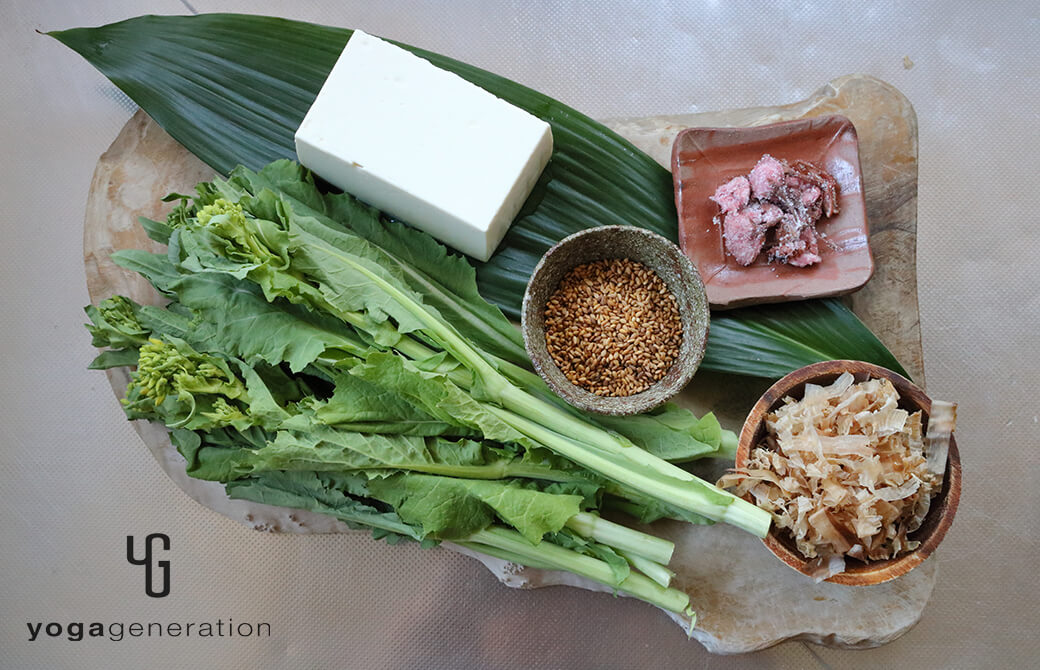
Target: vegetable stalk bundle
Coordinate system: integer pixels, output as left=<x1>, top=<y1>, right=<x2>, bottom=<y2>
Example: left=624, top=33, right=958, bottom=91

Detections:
left=88, top=162, right=773, bottom=616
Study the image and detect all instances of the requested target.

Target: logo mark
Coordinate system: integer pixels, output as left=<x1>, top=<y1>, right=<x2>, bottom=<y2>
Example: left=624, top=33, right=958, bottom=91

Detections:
left=126, top=534, right=170, bottom=598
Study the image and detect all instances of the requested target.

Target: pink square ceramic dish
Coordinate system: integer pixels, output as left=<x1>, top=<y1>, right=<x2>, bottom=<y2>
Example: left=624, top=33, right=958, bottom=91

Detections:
left=672, top=115, right=873, bottom=308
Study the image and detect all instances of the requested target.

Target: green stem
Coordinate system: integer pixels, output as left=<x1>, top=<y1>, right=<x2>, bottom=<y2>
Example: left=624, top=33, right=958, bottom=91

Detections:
left=619, top=550, right=675, bottom=589
left=454, top=540, right=556, bottom=571
left=272, top=183, right=529, bottom=367
left=565, top=512, right=674, bottom=565
left=313, top=242, right=502, bottom=381
left=305, top=239, right=770, bottom=537
left=484, top=403, right=771, bottom=538
left=409, top=462, right=584, bottom=483
left=460, top=526, right=692, bottom=615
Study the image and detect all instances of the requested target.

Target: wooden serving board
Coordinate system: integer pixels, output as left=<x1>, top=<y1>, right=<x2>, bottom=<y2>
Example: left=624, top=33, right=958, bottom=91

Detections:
left=84, top=75, right=928, bottom=654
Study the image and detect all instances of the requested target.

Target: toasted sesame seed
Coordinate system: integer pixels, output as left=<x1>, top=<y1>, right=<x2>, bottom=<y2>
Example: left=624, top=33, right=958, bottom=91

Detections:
left=542, top=258, right=682, bottom=398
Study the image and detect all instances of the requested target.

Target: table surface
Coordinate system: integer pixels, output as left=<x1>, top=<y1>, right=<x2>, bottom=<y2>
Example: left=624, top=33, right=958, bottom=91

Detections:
left=2, top=2, right=1037, bottom=668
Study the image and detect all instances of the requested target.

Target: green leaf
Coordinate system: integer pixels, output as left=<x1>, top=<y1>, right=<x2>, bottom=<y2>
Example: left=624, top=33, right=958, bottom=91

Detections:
left=367, top=473, right=583, bottom=543
left=118, top=249, right=372, bottom=372
left=595, top=405, right=725, bottom=463
left=234, top=362, right=298, bottom=429
left=84, top=297, right=149, bottom=349
left=314, top=373, right=466, bottom=436
left=87, top=348, right=140, bottom=370
left=110, top=249, right=181, bottom=293
left=704, top=298, right=908, bottom=378
left=52, top=14, right=905, bottom=378
left=230, top=162, right=528, bottom=365
left=348, top=352, right=542, bottom=452
left=225, top=470, right=426, bottom=544
left=139, top=216, right=173, bottom=245
left=285, top=206, right=433, bottom=336
left=135, top=304, right=195, bottom=342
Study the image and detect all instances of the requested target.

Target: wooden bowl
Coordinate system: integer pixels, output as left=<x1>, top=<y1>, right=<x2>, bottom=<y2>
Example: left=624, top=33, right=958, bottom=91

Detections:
left=737, top=360, right=961, bottom=585
left=520, top=226, right=709, bottom=415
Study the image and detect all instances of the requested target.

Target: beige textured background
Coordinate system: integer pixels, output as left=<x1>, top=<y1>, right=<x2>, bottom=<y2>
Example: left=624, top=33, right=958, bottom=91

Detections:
left=1, top=1, right=1037, bottom=668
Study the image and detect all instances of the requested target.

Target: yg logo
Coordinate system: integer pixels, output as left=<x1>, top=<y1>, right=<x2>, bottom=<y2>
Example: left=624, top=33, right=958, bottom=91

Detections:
left=126, top=534, right=170, bottom=598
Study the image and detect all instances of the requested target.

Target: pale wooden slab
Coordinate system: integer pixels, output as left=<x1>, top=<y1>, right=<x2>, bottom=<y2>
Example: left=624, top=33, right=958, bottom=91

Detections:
left=84, top=75, right=930, bottom=653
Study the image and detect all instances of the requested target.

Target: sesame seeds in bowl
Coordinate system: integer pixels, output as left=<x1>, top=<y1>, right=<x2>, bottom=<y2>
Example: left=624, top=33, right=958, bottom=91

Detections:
left=543, top=258, right=683, bottom=397
left=521, top=226, right=709, bottom=416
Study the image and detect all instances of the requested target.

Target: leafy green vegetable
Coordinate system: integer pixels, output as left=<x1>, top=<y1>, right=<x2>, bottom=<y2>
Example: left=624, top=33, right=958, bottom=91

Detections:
left=236, top=161, right=528, bottom=365
left=118, top=164, right=742, bottom=464
left=88, top=287, right=703, bottom=611
left=457, top=527, right=692, bottom=616
left=145, top=162, right=768, bottom=537
left=367, top=473, right=583, bottom=543
left=228, top=470, right=686, bottom=614
left=314, top=374, right=466, bottom=435
left=118, top=322, right=693, bottom=612
left=53, top=13, right=906, bottom=379
left=595, top=404, right=735, bottom=463
left=225, top=470, right=427, bottom=546
left=83, top=161, right=790, bottom=617
left=85, top=296, right=149, bottom=349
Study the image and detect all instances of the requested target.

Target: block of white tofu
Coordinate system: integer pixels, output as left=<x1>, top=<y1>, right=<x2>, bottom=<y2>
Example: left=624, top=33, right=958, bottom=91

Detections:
left=294, top=31, right=553, bottom=261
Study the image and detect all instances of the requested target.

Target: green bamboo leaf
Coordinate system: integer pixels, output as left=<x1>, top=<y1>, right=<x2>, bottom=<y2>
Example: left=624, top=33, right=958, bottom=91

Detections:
left=52, top=14, right=907, bottom=379
left=704, top=299, right=908, bottom=378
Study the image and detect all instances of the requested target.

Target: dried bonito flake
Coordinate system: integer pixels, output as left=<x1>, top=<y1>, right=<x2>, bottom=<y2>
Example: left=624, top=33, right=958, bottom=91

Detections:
left=719, top=373, right=955, bottom=577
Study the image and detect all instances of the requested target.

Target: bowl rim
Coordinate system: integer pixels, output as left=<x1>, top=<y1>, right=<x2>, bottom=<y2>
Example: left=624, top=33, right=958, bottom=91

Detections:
left=736, top=359, right=962, bottom=586
left=520, top=225, right=709, bottom=416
